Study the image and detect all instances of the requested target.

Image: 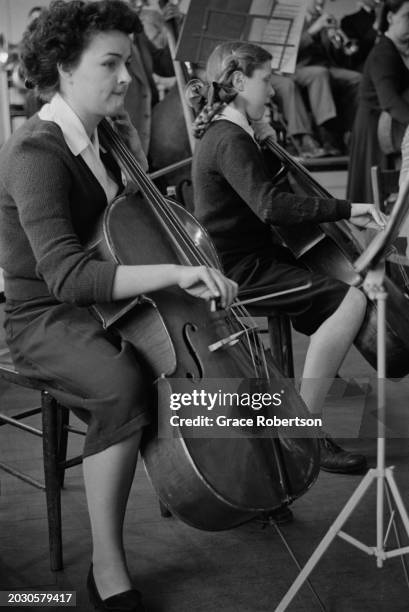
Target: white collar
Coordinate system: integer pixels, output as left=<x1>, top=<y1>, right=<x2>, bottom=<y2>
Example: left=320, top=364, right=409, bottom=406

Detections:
left=216, top=104, right=256, bottom=140
left=39, top=93, right=99, bottom=157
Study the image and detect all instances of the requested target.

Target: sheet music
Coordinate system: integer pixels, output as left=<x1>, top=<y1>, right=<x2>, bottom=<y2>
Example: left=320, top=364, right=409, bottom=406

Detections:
left=248, top=0, right=306, bottom=73
left=176, top=0, right=306, bottom=73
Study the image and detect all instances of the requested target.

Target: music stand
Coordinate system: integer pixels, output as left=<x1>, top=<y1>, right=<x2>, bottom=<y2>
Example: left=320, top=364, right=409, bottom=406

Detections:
left=274, top=177, right=409, bottom=611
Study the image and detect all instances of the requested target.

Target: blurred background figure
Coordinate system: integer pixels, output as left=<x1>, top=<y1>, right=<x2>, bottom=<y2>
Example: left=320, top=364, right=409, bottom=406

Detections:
left=270, top=72, right=325, bottom=158
left=347, top=0, right=409, bottom=203
left=124, top=0, right=177, bottom=154
left=294, top=0, right=362, bottom=156
left=133, top=0, right=182, bottom=50
left=341, top=0, right=381, bottom=71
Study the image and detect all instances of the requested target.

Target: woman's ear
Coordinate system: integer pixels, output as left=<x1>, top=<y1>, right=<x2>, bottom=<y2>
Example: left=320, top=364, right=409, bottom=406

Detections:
left=57, top=63, right=72, bottom=85
left=231, top=70, right=245, bottom=91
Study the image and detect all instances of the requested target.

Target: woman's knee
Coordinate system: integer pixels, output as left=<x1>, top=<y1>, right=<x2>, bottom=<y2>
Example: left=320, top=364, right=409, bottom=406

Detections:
left=344, top=286, right=367, bottom=316
left=297, top=65, right=329, bottom=86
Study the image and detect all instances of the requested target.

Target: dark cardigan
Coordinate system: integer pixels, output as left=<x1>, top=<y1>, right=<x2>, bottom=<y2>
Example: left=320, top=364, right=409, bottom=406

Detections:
left=192, top=120, right=351, bottom=261
left=0, top=116, right=119, bottom=305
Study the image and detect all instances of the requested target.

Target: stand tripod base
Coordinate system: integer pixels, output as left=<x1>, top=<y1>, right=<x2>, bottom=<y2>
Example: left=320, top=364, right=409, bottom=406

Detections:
left=276, top=466, right=409, bottom=611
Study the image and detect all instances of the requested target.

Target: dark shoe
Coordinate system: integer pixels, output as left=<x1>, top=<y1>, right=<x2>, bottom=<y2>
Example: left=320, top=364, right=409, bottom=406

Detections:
left=87, top=565, right=146, bottom=612
left=317, top=125, right=343, bottom=156
left=293, top=134, right=326, bottom=158
left=319, top=436, right=367, bottom=474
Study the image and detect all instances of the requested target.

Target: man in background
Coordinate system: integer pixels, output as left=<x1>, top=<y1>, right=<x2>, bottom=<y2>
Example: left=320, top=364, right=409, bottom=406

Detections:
left=341, top=0, right=380, bottom=71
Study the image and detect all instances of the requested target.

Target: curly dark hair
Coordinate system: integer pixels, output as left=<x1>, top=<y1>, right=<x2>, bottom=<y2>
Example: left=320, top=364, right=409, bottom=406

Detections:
left=21, top=0, right=141, bottom=99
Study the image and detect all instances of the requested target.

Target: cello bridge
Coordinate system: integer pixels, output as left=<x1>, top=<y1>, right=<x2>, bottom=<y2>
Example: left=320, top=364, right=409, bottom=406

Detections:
left=208, top=327, right=257, bottom=352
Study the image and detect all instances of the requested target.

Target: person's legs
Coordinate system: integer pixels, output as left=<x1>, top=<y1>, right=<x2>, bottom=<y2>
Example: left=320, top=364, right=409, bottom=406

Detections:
left=294, top=64, right=336, bottom=126
left=84, top=431, right=143, bottom=600
left=271, top=73, right=313, bottom=137
left=294, top=64, right=344, bottom=154
left=4, top=301, right=151, bottom=597
left=224, top=253, right=369, bottom=473
left=270, top=73, right=324, bottom=157
left=300, top=286, right=368, bottom=473
left=300, top=286, right=367, bottom=414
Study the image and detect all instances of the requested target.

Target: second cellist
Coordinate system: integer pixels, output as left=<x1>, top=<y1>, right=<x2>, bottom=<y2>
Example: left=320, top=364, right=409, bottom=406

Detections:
left=191, top=41, right=386, bottom=476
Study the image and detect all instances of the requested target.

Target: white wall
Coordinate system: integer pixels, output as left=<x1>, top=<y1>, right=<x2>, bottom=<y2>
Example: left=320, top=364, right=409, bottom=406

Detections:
left=0, top=0, right=41, bottom=45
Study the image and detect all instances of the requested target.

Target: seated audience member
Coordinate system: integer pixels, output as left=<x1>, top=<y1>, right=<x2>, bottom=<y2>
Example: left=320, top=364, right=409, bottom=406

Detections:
left=132, top=0, right=182, bottom=50
left=270, top=73, right=325, bottom=157
left=341, top=0, right=380, bottom=71
left=294, top=0, right=362, bottom=155
left=347, top=0, right=409, bottom=203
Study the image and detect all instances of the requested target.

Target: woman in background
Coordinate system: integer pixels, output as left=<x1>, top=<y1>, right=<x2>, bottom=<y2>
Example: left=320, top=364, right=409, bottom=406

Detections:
left=347, top=0, right=409, bottom=202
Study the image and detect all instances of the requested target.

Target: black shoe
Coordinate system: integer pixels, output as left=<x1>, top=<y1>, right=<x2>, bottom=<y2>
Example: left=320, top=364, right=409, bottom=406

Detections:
left=293, top=134, right=326, bottom=158
left=317, top=125, right=343, bottom=156
left=87, top=565, right=146, bottom=612
left=319, top=436, right=367, bottom=474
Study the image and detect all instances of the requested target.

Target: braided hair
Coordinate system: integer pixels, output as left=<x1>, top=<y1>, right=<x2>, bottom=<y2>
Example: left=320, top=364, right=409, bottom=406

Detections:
left=190, top=41, right=272, bottom=139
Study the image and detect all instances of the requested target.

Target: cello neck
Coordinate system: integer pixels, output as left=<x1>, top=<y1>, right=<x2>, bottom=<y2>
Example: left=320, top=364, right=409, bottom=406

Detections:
left=162, top=1, right=196, bottom=153
left=263, top=136, right=332, bottom=199
left=99, top=118, right=203, bottom=266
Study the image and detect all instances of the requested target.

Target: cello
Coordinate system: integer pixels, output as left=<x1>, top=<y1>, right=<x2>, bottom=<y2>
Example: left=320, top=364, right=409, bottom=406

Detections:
left=93, top=118, right=320, bottom=530
left=261, top=135, right=409, bottom=377
left=148, top=0, right=194, bottom=210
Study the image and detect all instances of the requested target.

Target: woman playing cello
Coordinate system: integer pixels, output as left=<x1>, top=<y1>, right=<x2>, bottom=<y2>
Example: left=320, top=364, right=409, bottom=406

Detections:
left=191, top=41, right=386, bottom=476
left=0, top=2, right=238, bottom=610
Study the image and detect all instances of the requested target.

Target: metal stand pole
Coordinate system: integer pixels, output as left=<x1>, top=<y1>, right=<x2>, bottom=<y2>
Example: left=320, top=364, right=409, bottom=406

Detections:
left=275, top=264, right=409, bottom=611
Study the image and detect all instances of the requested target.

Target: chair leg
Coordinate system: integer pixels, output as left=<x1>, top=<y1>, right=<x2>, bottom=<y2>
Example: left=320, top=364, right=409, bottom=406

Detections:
left=41, top=391, right=63, bottom=571
left=56, top=406, right=69, bottom=489
left=268, top=315, right=295, bottom=378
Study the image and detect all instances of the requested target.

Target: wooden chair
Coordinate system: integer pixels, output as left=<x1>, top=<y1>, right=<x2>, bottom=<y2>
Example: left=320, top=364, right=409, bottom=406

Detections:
left=0, top=345, right=84, bottom=571
left=371, top=165, right=400, bottom=214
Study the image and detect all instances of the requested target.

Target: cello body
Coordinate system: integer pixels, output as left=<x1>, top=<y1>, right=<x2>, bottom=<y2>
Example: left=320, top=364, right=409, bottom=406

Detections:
left=94, top=188, right=320, bottom=530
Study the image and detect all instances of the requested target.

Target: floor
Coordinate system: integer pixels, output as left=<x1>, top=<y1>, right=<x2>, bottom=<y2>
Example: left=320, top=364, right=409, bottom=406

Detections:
left=1, top=170, right=409, bottom=612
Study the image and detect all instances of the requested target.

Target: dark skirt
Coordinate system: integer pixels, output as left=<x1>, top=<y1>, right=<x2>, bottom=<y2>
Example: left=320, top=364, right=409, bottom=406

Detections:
left=224, top=247, right=350, bottom=336
left=346, top=104, right=387, bottom=203
left=4, top=297, right=151, bottom=458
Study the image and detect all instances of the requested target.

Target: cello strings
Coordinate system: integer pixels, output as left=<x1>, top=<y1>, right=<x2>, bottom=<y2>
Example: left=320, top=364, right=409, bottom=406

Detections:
left=101, top=119, right=269, bottom=377
left=101, top=120, right=204, bottom=265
